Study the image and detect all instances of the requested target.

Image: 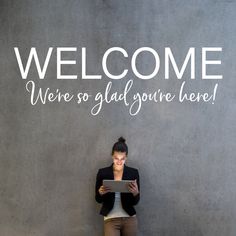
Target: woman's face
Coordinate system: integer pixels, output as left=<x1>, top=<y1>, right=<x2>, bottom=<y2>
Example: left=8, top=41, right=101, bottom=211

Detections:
left=112, top=151, right=127, bottom=171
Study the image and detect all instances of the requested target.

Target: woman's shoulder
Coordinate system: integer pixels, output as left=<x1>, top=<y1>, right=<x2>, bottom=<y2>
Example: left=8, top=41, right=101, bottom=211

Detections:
left=97, top=165, right=112, bottom=173
left=125, top=165, right=139, bottom=173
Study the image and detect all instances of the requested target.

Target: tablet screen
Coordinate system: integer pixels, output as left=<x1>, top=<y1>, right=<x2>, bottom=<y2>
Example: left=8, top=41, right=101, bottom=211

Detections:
left=103, top=179, right=134, bottom=192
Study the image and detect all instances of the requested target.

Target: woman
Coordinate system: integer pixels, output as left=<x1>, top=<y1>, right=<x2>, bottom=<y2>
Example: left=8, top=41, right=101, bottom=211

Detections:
left=95, top=137, right=140, bottom=236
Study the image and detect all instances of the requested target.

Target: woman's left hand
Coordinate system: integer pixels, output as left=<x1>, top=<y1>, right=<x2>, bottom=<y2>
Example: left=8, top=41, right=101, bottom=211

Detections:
left=128, top=179, right=139, bottom=196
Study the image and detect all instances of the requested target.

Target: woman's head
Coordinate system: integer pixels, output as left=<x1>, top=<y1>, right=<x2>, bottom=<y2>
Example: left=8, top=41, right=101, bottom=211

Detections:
left=112, top=137, right=128, bottom=155
left=112, top=137, right=128, bottom=171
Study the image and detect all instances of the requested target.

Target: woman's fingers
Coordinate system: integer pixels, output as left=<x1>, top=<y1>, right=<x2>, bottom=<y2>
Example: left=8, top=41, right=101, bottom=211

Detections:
left=103, top=186, right=111, bottom=191
left=99, top=185, right=111, bottom=195
left=129, top=180, right=138, bottom=189
left=128, top=180, right=139, bottom=195
left=128, top=184, right=136, bottom=192
left=128, top=183, right=136, bottom=189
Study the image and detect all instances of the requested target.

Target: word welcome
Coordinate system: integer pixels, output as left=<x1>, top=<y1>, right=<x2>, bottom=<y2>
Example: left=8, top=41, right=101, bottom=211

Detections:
left=14, top=47, right=223, bottom=80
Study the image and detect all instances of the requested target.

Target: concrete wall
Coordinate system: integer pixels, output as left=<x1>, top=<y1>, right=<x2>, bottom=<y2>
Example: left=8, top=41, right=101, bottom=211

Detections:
left=0, top=0, right=236, bottom=235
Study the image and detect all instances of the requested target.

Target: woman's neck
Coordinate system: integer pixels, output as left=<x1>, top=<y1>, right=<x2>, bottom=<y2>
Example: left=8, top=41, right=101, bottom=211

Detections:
left=113, top=166, right=123, bottom=173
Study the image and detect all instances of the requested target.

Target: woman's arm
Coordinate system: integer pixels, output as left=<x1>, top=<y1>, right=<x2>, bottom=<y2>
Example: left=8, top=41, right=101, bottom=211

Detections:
left=130, top=169, right=140, bottom=205
left=95, top=169, right=104, bottom=203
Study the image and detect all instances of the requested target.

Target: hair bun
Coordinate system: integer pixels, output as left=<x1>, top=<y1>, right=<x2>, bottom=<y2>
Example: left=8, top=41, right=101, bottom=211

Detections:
left=118, top=137, right=126, bottom=143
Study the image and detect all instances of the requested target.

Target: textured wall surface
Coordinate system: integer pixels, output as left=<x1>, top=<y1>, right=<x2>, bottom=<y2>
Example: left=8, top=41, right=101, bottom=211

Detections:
left=0, top=0, right=236, bottom=235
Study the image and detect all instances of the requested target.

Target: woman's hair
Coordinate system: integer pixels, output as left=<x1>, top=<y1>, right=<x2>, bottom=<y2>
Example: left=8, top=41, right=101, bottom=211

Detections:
left=111, top=136, right=128, bottom=155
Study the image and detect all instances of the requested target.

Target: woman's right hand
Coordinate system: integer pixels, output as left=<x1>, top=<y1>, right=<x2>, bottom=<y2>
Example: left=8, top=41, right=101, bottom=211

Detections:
left=98, top=185, right=111, bottom=195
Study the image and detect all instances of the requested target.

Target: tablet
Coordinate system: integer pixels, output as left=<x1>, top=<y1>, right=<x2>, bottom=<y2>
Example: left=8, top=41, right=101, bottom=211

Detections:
left=103, top=179, right=134, bottom=193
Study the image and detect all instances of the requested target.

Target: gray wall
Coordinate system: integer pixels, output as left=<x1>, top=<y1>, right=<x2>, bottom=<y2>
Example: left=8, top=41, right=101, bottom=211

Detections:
left=1, top=0, right=236, bottom=235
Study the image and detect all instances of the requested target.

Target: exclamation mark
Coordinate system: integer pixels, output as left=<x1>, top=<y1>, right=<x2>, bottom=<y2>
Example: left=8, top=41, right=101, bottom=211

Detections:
left=212, top=83, right=218, bottom=104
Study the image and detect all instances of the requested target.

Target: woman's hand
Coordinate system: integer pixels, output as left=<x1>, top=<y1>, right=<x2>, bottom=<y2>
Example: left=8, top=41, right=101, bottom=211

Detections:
left=128, top=179, right=139, bottom=196
left=98, top=185, right=111, bottom=195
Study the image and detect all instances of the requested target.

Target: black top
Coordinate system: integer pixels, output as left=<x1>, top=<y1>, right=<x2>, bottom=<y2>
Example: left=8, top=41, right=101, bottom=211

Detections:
left=95, top=163, right=140, bottom=216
